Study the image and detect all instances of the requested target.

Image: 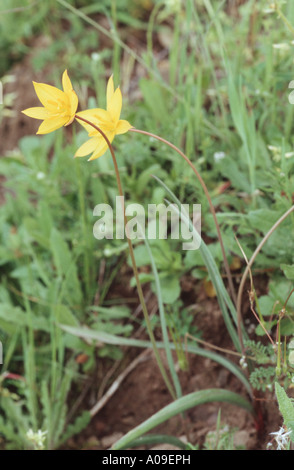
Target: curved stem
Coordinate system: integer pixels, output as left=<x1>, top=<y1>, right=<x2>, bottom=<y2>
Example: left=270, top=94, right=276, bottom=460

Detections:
left=74, top=115, right=176, bottom=399
left=236, top=204, right=294, bottom=353
left=75, top=159, right=91, bottom=299
left=130, top=128, right=237, bottom=306
left=274, top=2, right=294, bottom=37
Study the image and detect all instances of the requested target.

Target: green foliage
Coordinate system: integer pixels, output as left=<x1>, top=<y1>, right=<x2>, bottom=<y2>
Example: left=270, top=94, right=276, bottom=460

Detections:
left=0, top=0, right=52, bottom=75
left=166, top=300, right=199, bottom=338
left=249, top=366, right=276, bottom=392
left=131, top=239, right=183, bottom=304
left=0, top=133, right=135, bottom=448
left=275, top=382, right=294, bottom=442
left=204, top=424, right=243, bottom=451
left=244, top=340, right=275, bottom=365
left=2, top=0, right=294, bottom=451
left=0, top=361, right=91, bottom=450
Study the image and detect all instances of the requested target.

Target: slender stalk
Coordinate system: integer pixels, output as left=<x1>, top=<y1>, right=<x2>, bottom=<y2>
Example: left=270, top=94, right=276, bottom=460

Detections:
left=274, top=2, right=294, bottom=36
left=235, top=236, right=272, bottom=346
left=276, top=319, right=281, bottom=377
left=146, top=0, right=163, bottom=69
left=130, top=127, right=237, bottom=306
left=277, top=288, right=294, bottom=376
left=75, top=158, right=91, bottom=299
left=111, top=0, right=120, bottom=81
left=74, top=115, right=176, bottom=399
left=236, top=205, right=294, bottom=353
left=142, top=234, right=182, bottom=398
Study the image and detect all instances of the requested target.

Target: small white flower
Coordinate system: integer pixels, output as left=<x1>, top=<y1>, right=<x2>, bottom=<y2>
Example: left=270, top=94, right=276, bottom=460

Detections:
left=239, top=356, right=248, bottom=369
left=263, top=3, right=276, bottom=14
left=213, top=151, right=226, bottom=162
left=267, top=145, right=279, bottom=153
left=26, top=429, right=47, bottom=450
left=285, top=151, right=294, bottom=159
left=36, top=171, right=46, bottom=180
left=270, top=426, right=292, bottom=450
left=206, top=88, right=217, bottom=97
left=91, top=52, right=101, bottom=62
left=273, top=43, right=290, bottom=51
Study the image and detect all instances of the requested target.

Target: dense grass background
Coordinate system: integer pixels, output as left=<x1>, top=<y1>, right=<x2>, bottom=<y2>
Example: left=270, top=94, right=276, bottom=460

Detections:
left=1, top=0, right=294, bottom=450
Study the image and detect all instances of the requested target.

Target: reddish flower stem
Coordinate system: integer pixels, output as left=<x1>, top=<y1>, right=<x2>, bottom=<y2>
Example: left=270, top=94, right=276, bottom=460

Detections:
left=130, top=127, right=237, bottom=306
left=74, top=114, right=176, bottom=399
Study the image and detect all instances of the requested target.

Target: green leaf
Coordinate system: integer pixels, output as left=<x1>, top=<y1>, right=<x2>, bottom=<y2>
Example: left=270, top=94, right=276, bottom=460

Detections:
left=159, top=274, right=181, bottom=304
left=136, top=164, right=162, bottom=194
left=120, top=434, right=187, bottom=450
left=0, top=303, right=49, bottom=334
left=55, top=305, right=79, bottom=327
left=88, top=305, right=131, bottom=319
left=57, top=411, right=91, bottom=447
left=216, top=156, right=251, bottom=192
left=280, top=318, right=294, bottom=336
left=275, top=382, right=294, bottom=441
left=24, top=217, right=50, bottom=250
left=50, top=228, right=82, bottom=306
left=248, top=210, right=284, bottom=235
left=60, top=325, right=252, bottom=395
left=50, top=228, right=73, bottom=277
left=139, top=78, right=169, bottom=122
left=112, top=389, right=254, bottom=450
left=280, top=264, right=294, bottom=280
left=257, top=295, right=278, bottom=317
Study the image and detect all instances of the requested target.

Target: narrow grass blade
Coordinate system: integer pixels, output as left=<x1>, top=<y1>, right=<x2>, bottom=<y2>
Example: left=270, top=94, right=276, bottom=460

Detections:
left=152, top=175, right=243, bottom=351
left=120, top=433, right=187, bottom=450
left=60, top=325, right=252, bottom=395
left=112, top=389, right=254, bottom=450
left=142, top=234, right=182, bottom=399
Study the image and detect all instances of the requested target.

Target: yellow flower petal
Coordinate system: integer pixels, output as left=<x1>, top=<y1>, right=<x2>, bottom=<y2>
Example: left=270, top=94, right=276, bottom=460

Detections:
left=69, top=90, right=78, bottom=117
left=89, top=131, right=115, bottom=160
left=88, top=140, right=109, bottom=161
left=77, top=108, right=111, bottom=122
left=22, top=107, right=50, bottom=120
left=74, top=137, right=100, bottom=157
left=36, top=116, right=69, bottom=134
left=74, top=75, right=130, bottom=161
left=106, top=75, right=114, bottom=110
left=33, top=82, right=66, bottom=110
left=107, top=87, right=122, bottom=123
left=76, top=109, right=113, bottom=133
left=116, top=119, right=133, bottom=135
left=62, top=70, right=78, bottom=117
left=62, top=70, right=72, bottom=95
left=23, top=71, right=78, bottom=135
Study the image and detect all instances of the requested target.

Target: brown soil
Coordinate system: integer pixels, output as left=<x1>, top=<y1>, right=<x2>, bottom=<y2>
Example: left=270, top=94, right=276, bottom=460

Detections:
left=0, top=37, right=53, bottom=155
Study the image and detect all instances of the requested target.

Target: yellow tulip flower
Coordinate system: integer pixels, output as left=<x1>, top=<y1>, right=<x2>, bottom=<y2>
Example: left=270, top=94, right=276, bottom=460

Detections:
left=22, top=70, right=78, bottom=134
left=75, top=75, right=132, bottom=161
